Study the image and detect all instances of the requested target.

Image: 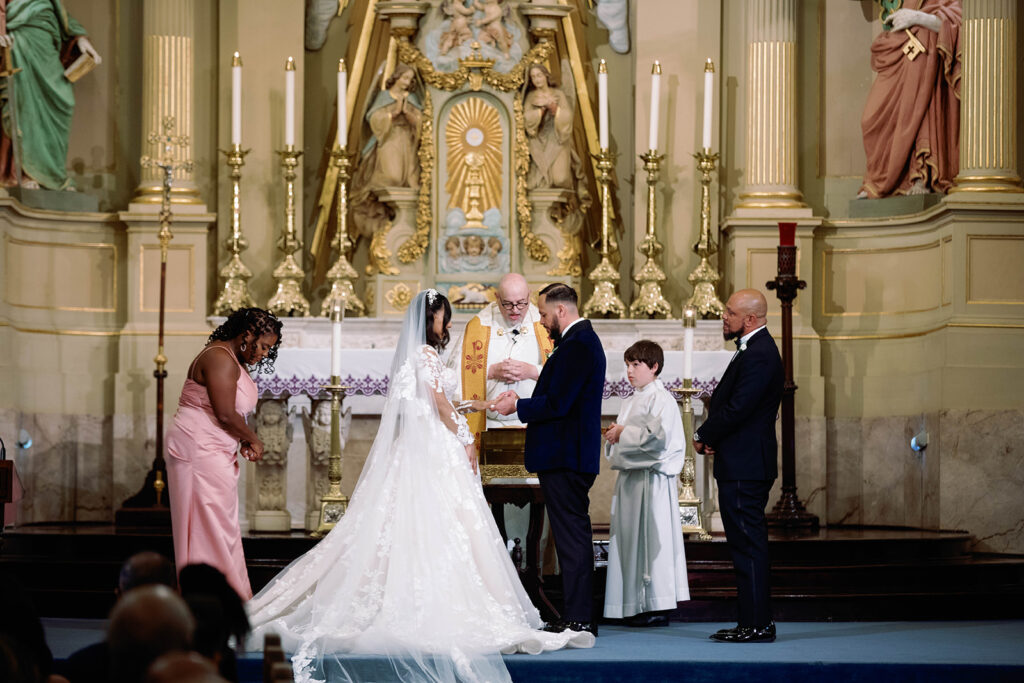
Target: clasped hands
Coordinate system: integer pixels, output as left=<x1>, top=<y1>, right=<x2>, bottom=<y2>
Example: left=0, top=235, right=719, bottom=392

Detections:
left=692, top=440, right=716, bottom=456
left=240, top=439, right=264, bottom=463
left=489, top=390, right=519, bottom=416
left=487, top=359, right=537, bottom=383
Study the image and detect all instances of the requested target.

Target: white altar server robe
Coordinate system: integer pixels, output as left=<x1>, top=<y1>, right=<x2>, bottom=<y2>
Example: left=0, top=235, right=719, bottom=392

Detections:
left=603, top=379, right=690, bottom=619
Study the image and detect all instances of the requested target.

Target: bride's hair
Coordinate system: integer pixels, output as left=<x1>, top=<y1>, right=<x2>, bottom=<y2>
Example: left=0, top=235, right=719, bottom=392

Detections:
left=424, top=290, right=452, bottom=351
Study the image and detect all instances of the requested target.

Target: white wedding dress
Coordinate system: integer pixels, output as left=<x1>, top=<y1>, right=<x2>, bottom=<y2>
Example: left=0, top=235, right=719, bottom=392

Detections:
left=247, top=291, right=593, bottom=683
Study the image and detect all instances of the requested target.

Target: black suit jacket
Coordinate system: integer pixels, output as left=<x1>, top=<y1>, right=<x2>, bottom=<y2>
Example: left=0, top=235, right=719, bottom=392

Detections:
left=517, top=319, right=606, bottom=475
left=699, top=327, right=783, bottom=481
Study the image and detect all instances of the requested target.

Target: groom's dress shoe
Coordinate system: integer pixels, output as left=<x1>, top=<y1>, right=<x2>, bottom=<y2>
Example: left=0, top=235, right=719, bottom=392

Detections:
left=710, top=622, right=776, bottom=643
left=711, top=625, right=741, bottom=638
left=546, top=620, right=598, bottom=636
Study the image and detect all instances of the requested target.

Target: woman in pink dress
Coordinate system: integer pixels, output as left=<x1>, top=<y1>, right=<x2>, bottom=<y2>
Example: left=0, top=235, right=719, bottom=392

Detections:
left=166, top=307, right=283, bottom=599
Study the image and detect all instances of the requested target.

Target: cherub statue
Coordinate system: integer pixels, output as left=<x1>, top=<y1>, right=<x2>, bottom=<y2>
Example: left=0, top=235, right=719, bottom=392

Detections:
left=438, top=0, right=474, bottom=56
left=255, top=399, right=291, bottom=467
left=258, top=476, right=285, bottom=510
left=302, top=399, right=351, bottom=468
left=473, top=0, right=512, bottom=58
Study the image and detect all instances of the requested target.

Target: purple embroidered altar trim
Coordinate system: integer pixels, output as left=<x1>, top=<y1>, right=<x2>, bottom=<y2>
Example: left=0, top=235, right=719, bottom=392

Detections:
left=258, top=375, right=718, bottom=400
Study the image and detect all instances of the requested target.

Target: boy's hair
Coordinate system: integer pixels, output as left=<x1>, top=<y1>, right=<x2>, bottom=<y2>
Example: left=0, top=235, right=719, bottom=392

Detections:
left=623, top=340, right=664, bottom=376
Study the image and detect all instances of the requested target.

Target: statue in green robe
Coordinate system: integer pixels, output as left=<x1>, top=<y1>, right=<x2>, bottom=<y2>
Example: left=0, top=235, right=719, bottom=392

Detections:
left=0, top=0, right=101, bottom=191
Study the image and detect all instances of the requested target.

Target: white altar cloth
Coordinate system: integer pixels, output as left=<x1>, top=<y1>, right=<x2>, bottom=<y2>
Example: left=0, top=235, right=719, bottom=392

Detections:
left=259, top=348, right=734, bottom=415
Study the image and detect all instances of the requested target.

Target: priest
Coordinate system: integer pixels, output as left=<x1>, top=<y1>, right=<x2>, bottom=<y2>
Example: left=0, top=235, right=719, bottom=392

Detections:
left=449, top=273, right=554, bottom=445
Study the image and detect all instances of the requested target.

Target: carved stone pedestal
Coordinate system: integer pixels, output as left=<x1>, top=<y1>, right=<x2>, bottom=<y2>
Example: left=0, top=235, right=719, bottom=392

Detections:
left=249, top=399, right=292, bottom=532
left=369, top=187, right=424, bottom=316
left=524, top=188, right=581, bottom=290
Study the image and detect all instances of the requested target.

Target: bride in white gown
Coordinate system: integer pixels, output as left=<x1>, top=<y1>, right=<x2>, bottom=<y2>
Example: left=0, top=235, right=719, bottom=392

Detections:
left=247, top=289, right=594, bottom=682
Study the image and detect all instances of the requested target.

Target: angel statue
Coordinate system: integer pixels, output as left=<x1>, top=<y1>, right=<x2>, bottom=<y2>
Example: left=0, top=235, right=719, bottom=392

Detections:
left=474, top=0, right=512, bottom=58
left=350, top=62, right=423, bottom=238
left=438, top=0, right=474, bottom=56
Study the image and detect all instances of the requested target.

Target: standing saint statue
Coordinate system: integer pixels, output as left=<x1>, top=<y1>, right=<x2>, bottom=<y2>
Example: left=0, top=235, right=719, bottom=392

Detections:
left=350, top=62, right=423, bottom=238
left=858, top=1, right=961, bottom=199
left=0, top=0, right=101, bottom=191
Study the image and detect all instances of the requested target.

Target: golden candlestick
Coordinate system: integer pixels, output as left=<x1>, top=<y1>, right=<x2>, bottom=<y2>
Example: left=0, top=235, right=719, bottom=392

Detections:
left=313, top=304, right=351, bottom=537
left=672, top=307, right=712, bottom=540
left=267, top=145, right=311, bottom=316
left=321, top=146, right=366, bottom=317
left=582, top=148, right=626, bottom=318
left=686, top=149, right=724, bottom=318
left=629, top=150, right=673, bottom=318
left=214, top=144, right=256, bottom=315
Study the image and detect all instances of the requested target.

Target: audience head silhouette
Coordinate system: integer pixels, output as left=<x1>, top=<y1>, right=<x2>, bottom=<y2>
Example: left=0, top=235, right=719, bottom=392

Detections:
left=108, top=585, right=195, bottom=683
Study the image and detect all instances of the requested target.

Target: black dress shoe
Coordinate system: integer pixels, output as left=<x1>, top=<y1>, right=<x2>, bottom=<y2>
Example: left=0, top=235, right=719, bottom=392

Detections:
left=542, top=620, right=567, bottom=633
left=711, top=624, right=741, bottom=638
left=710, top=622, right=776, bottom=643
left=563, top=620, right=598, bottom=637
left=626, top=612, right=670, bottom=628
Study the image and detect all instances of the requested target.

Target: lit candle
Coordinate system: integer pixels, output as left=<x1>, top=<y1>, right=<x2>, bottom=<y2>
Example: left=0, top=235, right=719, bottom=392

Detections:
left=336, top=59, right=347, bottom=148
left=683, top=307, right=695, bottom=380
left=779, top=221, right=797, bottom=247
left=648, top=61, right=661, bottom=151
left=598, top=59, right=609, bottom=149
left=231, top=52, right=242, bottom=145
left=285, top=57, right=296, bottom=147
left=702, top=58, right=714, bottom=150
left=331, top=302, right=343, bottom=378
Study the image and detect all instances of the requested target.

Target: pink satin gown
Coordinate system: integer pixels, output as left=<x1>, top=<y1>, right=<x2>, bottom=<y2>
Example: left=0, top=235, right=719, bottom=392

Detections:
left=166, top=344, right=257, bottom=599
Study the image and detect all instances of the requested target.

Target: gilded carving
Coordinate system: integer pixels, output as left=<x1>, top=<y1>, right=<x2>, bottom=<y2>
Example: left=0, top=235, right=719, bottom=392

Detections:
left=385, top=282, right=415, bottom=311
left=445, top=97, right=503, bottom=226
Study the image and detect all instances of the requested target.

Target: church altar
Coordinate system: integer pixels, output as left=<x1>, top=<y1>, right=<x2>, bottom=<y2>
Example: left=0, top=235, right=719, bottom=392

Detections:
left=237, top=316, right=732, bottom=531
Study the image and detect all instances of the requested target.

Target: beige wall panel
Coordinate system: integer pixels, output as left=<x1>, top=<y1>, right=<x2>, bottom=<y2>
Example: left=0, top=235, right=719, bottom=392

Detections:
left=140, top=245, right=195, bottom=312
left=966, top=235, right=1024, bottom=304
left=5, top=238, right=117, bottom=312
left=822, top=243, right=942, bottom=316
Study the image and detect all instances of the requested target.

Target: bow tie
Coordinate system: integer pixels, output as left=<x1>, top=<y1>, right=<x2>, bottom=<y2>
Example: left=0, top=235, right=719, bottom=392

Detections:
left=734, top=338, right=743, bottom=349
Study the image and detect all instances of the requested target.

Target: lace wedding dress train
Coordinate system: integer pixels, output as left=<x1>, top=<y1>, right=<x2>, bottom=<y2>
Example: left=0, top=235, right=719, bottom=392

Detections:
left=247, top=292, right=593, bottom=682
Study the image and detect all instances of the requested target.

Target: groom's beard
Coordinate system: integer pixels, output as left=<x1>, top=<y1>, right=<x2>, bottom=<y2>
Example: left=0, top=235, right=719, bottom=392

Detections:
left=548, top=320, right=562, bottom=345
left=723, top=326, right=742, bottom=341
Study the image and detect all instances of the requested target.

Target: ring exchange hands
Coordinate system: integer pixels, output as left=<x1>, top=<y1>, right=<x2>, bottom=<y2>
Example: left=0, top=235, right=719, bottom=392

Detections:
left=489, top=390, right=519, bottom=416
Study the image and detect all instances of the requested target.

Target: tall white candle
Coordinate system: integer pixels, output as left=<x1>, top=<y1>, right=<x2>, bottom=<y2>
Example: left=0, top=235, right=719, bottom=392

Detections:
left=683, top=327, right=695, bottom=380
left=231, top=52, right=242, bottom=145
left=598, top=59, right=609, bottom=149
left=702, top=58, right=714, bottom=150
left=285, top=57, right=296, bottom=147
left=648, top=61, right=661, bottom=151
left=331, top=303, right=343, bottom=378
left=336, top=59, right=348, bottom=148
left=683, top=307, right=696, bottom=380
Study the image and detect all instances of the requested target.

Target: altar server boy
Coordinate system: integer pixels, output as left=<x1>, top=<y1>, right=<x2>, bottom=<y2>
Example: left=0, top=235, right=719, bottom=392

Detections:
left=602, top=340, right=690, bottom=626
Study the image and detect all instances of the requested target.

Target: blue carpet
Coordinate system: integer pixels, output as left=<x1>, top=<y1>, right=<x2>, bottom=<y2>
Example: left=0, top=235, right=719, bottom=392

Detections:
left=45, top=619, right=1024, bottom=682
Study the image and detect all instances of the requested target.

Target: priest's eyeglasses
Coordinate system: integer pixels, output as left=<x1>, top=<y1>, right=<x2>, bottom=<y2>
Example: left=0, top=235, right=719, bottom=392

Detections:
left=498, top=299, right=529, bottom=311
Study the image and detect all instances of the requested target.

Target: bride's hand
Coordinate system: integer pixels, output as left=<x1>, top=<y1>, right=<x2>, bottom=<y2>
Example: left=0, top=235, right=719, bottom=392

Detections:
left=465, top=443, right=479, bottom=475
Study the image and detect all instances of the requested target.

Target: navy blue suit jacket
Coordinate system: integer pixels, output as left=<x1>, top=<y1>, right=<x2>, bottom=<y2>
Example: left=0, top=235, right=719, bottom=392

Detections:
left=699, top=327, right=783, bottom=482
left=516, top=319, right=606, bottom=475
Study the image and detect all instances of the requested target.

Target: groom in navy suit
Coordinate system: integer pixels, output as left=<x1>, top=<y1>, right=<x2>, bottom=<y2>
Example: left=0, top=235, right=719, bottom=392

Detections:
left=694, top=289, right=783, bottom=643
left=491, top=283, right=605, bottom=636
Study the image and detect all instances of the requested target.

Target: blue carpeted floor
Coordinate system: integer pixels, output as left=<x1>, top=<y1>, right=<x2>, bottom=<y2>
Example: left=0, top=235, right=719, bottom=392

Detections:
left=45, top=619, right=1024, bottom=682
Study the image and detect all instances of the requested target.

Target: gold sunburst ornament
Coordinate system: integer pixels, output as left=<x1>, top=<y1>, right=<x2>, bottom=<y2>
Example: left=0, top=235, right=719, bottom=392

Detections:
left=445, top=97, right=503, bottom=228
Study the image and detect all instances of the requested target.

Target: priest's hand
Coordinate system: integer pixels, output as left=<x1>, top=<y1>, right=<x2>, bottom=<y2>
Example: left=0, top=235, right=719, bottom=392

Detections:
left=490, top=391, right=519, bottom=416
left=604, top=423, right=624, bottom=444
left=488, top=359, right=539, bottom=382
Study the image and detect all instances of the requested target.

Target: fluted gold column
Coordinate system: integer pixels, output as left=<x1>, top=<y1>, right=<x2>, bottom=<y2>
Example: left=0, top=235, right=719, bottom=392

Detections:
left=736, top=0, right=807, bottom=211
left=133, top=0, right=203, bottom=205
left=951, top=0, right=1023, bottom=193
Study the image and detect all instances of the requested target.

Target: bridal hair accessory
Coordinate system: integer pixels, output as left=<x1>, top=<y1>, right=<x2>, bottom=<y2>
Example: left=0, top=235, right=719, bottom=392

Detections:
left=425, top=288, right=439, bottom=305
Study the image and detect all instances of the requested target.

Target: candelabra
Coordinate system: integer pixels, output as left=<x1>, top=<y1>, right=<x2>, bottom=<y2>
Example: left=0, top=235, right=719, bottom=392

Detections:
left=629, top=150, right=672, bottom=318
left=582, top=148, right=625, bottom=318
left=686, top=149, right=724, bottom=318
left=213, top=144, right=256, bottom=315
left=313, top=307, right=351, bottom=537
left=117, top=117, right=192, bottom=526
left=671, top=309, right=712, bottom=540
left=766, top=233, right=819, bottom=531
left=267, top=145, right=311, bottom=316
left=320, top=146, right=365, bottom=317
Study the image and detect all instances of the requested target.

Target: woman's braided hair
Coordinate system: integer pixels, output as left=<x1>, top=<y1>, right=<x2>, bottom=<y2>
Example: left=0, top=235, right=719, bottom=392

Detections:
left=208, top=308, right=283, bottom=374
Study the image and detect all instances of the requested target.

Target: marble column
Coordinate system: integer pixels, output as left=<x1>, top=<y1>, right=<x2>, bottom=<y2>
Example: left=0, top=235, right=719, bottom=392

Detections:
left=950, top=0, right=1023, bottom=193
left=735, top=0, right=809, bottom=214
left=132, top=0, right=203, bottom=206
